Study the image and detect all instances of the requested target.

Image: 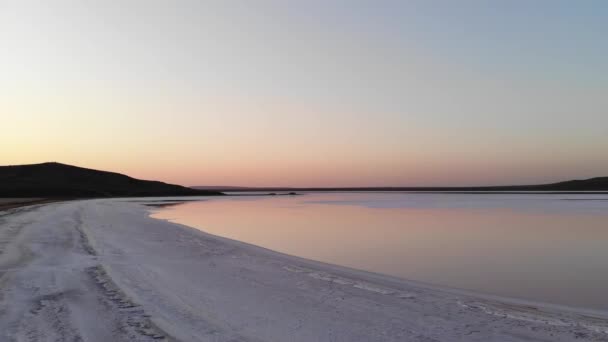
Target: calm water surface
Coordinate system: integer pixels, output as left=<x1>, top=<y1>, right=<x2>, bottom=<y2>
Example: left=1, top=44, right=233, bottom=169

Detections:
left=151, top=192, right=608, bottom=311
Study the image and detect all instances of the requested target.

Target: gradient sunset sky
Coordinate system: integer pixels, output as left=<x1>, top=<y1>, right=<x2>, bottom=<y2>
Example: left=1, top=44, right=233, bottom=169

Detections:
left=2, top=1, right=607, bottom=187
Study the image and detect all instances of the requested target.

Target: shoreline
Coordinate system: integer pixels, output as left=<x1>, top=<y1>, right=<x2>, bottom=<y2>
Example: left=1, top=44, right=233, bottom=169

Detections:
left=1, top=199, right=607, bottom=341
left=147, top=200, right=608, bottom=320
left=146, top=201, right=608, bottom=320
left=7, top=196, right=591, bottom=319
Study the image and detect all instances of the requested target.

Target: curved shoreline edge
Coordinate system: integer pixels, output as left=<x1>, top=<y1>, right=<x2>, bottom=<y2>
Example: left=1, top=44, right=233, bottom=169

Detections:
left=148, top=204, right=608, bottom=321
left=1, top=199, right=608, bottom=341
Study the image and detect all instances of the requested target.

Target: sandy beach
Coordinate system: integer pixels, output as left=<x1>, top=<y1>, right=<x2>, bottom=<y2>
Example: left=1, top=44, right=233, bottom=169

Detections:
left=1, top=199, right=607, bottom=342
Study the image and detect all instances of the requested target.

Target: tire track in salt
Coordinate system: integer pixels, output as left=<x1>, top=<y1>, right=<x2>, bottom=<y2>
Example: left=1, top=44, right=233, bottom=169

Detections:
left=74, top=209, right=173, bottom=341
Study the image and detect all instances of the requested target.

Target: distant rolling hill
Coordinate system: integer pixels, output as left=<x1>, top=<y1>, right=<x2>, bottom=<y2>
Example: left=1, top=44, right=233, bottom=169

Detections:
left=193, top=177, right=608, bottom=192
left=0, top=162, right=223, bottom=197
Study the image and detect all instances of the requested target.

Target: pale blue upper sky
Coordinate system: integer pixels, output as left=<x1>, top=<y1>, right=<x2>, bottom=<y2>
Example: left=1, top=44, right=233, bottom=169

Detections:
left=1, top=1, right=607, bottom=186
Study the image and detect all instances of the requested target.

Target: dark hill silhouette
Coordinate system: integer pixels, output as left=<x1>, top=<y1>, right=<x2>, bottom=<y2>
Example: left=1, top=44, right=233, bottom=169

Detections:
left=193, top=177, right=608, bottom=192
left=0, top=162, right=222, bottom=197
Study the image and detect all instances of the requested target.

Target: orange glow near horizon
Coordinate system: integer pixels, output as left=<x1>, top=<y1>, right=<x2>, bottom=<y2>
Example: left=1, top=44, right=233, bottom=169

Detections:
left=2, top=2, right=607, bottom=187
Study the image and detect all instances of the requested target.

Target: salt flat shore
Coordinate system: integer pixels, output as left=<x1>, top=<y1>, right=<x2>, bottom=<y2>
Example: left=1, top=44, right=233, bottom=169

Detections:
left=1, top=199, right=607, bottom=341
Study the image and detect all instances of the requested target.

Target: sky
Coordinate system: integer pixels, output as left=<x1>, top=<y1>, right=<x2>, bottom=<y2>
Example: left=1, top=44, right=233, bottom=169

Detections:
left=1, top=0, right=607, bottom=187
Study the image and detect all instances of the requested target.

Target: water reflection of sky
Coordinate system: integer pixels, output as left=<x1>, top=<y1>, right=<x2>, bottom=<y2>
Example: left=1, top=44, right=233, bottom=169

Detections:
left=152, top=193, right=608, bottom=311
